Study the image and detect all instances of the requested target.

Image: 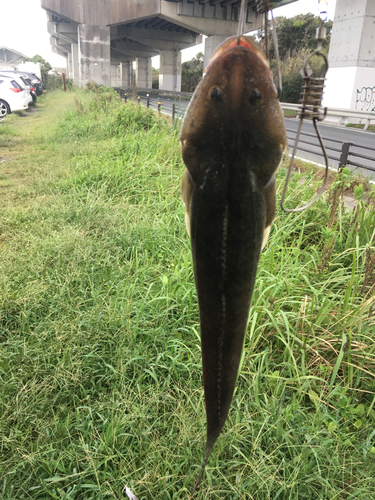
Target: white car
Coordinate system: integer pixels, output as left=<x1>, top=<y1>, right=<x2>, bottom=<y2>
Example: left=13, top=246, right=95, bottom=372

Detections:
left=0, top=73, right=33, bottom=105
left=0, top=75, right=31, bottom=118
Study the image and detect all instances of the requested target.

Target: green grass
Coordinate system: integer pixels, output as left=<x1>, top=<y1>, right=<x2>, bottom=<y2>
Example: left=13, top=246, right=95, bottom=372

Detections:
left=346, top=123, right=375, bottom=133
left=0, top=88, right=375, bottom=500
left=283, top=109, right=298, bottom=118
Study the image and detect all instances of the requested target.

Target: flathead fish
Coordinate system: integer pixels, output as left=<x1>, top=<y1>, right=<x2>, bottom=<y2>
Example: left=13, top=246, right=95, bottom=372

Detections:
left=180, top=36, right=287, bottom=494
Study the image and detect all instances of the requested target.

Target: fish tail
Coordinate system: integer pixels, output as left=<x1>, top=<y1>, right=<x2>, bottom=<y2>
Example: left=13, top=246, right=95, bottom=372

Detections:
left=190, top=439, right=216, bottom=498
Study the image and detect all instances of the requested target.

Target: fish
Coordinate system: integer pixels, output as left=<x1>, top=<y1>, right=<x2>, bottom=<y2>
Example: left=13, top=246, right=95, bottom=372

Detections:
left=179, top=35, right=287, bottom=495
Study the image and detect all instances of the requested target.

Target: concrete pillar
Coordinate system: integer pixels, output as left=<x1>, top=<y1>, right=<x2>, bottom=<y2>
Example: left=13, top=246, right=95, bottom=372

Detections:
left=159, top=50, right=182, bottom=91
left=323, top=0, right=375, bottom=112
left=71, top=42, right=79, bottom=86
left=67, top=51, right=73, bottom=79
left=121, top=61, right=131, bottom=87
left=203, top=36, right=227, bottom=69
left=111, top=63, right=121, bottom=87
left=135, top=57, right=152, bottom=88
left=78, top=24, right=111, bottom=87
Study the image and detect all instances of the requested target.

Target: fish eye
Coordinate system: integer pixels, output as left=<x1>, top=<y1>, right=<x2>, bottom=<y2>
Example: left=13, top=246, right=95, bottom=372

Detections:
left=210, top=87, right=223, bottom=101
left=249, top=89, right=262, bottom=104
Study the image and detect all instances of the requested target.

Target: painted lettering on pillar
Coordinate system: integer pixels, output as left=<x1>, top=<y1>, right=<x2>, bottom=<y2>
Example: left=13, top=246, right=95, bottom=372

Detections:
left=356, top=86, right=375, bottom=112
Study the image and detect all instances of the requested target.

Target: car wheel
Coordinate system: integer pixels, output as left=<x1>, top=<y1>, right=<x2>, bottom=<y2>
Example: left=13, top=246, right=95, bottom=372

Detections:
left=0, top=100, right=10, bottom=118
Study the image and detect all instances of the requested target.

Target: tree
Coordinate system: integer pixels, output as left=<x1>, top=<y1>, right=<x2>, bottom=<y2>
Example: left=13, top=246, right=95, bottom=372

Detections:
left=152, top=67, right=159, bottom=89
left=25, top=54, right=52, bottom=87
left=181, top=52, right=203, bottom=93
left=269, top=13, right=332, bottom=60
left=268, top=14, right=332, bottom=103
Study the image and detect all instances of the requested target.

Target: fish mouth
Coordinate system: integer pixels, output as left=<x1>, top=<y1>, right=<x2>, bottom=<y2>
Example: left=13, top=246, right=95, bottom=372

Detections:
left=207, top=36, right=269, bottom=71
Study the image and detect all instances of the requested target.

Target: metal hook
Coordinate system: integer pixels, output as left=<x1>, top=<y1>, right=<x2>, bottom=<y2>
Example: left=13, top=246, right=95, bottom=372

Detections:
left=280, top=20, right=330, bottom=213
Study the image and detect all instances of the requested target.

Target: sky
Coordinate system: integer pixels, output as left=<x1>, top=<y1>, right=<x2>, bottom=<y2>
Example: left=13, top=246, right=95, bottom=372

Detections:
left=1, top=0, right=337, bottom=70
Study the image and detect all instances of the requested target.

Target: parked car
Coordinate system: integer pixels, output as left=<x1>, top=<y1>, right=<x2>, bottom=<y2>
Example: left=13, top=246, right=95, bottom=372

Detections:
left=0, top=73, right=33, bottom=107
left=18, top=75, right=37, bottom=104
left=1, top=71, right=43, bottom=96
left=21, top=72, right=43, bottom=96
left=0, top=76, right=30, bottom=118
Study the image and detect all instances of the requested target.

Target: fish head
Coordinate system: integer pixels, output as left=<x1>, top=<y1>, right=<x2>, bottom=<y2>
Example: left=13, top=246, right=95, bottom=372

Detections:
left=180, top=35, right=287, bottom=191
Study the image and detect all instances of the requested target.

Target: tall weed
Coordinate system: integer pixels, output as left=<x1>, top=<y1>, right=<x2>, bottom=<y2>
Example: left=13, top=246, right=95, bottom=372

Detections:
left=0, top=88, right=374, bottom=499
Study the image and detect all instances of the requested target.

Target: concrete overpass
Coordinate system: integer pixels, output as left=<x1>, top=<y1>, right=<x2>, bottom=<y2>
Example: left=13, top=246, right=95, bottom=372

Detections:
left=41, top=0, right=375, bottom=115
left=41, top=0, right=296, bottom=90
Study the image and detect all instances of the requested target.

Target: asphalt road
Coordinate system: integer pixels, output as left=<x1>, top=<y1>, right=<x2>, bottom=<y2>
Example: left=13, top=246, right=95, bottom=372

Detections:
left=117, top=91, right=375, bottom=180
left=284, top=118, right=375, bottom=179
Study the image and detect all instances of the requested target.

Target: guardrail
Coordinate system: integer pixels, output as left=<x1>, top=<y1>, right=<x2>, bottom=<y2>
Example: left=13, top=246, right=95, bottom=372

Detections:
left=114, top=87, right=189, bottom=121
left=281, top=103, right=375, bottom=131
left=114, top=87, right=375, bottom=175
left=115, top=87, right=193, bottom=100
left=285, top=125, right=375, bottom=173
left=115, top=88, right=375, bottom=130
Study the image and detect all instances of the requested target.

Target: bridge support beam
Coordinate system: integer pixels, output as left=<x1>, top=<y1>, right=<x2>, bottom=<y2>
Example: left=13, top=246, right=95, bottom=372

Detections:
left=71, top=42, right=79, bottom=86
left=159, top=49, right=182, bottom=92
left=67, top=51, right=73, bottom=79
left=323, top=0, right=375, bottom=114
left=203, top=35, right=227, bottom=69
left=78, top=24, right=111, bottom=87
left=136, top=57, right=152, bottom=88
left=121, top=61, right=132, bottom=87
left=111, top=62, right=122, bottom=87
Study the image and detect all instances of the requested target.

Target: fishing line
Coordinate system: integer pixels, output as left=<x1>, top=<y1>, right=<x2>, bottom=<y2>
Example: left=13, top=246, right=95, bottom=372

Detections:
left=237, top=0, right=248, bottom=41
left=270, top=8, right=282, bottom=96
left=255, top=1, right=282, bottom=95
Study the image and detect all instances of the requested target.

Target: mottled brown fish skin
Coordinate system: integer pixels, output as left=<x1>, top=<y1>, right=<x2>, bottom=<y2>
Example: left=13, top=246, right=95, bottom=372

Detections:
left=180, top=36, right=287, bottom=490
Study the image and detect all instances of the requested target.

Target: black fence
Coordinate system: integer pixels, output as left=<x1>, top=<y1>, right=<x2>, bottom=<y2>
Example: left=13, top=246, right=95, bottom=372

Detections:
left=285, top=126, right=375, bottom=174
left=114, top=88, right=189, bottom=121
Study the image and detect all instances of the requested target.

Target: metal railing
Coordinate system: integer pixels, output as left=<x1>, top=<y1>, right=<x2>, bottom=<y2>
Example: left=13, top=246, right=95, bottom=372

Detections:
left=285, top=126, right=375, bottom=173
left=282, top=102, right=375, bottom=131
left=114, top=87, right=375, bottom=174
left=114, top=87, right=189, bottom=121
left=114, top=87, right=193, bottom=100
left=115, top=88, right=375, bottom=130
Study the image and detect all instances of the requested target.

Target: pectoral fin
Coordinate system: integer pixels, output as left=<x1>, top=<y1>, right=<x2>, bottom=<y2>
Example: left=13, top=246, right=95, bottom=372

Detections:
left=181, top=168, right=194, bottom=238
left=262, top=176, right=276, bottom=249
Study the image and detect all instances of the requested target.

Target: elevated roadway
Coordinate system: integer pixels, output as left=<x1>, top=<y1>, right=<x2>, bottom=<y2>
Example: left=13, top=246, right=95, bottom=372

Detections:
left=42, top=0, right=375, bottom=121
left=41, top=0, right=296, bottom=89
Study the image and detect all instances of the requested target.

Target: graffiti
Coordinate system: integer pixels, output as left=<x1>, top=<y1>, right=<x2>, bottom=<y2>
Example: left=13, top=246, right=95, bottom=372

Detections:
left=356, top=86, right=375, bottom=112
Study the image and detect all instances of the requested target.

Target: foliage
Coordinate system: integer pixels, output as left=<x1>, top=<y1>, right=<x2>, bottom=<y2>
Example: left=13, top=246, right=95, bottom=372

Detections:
left=270, top=46, right=328, bottom=103
left=25, top=54, right=53, bottom=87
left=45, top=74, right=74, bottom=91
left=181, top=52, right=203, bottom=93
left=115, top=102, right=160, bottom=131
left=56, top=84, right=165, bottom=141
left=152, top=67, right=159, bottom=89
left=0, top=88, right=374, bottom=499
left=269, top=13, right=332, bottom=60
left=268, top=14, right=332, bottom=103
left=24, top=54, right=74, bottom=92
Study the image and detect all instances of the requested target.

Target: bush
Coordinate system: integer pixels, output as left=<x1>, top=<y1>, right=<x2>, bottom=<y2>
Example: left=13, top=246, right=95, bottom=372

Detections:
left=115, top=102, right=159, bottom=131
left=46, top=75, right=74, bottom=91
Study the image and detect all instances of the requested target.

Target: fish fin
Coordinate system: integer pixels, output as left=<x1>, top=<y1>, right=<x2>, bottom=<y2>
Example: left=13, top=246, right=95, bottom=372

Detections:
left=185, top=210, right=191, bottom=238
left=190, top=445, right=213, bottom=499
left=181, top=168, right=194, bottom=237
left=262, top=175, right=276, bottom=250
left=262, top=225, right=271, bottom=250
